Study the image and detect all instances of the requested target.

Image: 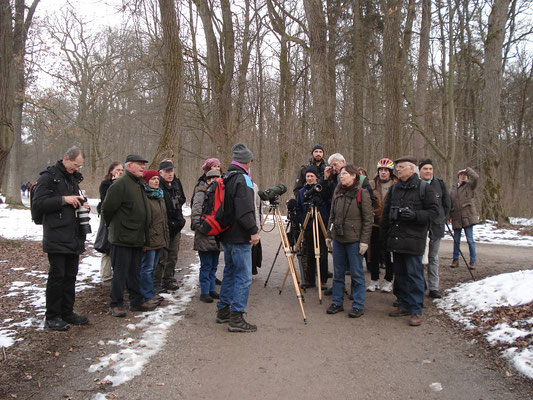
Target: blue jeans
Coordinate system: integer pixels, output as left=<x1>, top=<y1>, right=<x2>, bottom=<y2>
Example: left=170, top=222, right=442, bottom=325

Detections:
left=217, top=243, right=252, bottom=313
left=453, top=226, right=476, bottom=263
left=332, top=240, right=365, bottom=310
left=199, top=250, right=220, bottom=295
left=140, top=249, right=161, bottom=301
left=393, top=253, right=425, bottom=315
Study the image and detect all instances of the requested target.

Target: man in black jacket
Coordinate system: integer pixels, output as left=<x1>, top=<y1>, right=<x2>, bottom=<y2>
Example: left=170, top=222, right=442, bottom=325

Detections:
left=419, top=159, right=451, bottom=299
left=155, top=160, right=186, bottom=291
left=216, top=143, right=260, bottom=333
left=293, top=144, right=328, bottom=197
left=381, top=156, right=439, bottom=327
left=32, top=146, right=89, bottom=331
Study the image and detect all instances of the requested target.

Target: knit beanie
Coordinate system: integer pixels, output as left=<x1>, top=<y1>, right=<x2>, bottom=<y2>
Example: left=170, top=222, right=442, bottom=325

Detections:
left=305, top=165, right=319, bottom=177
left=418, top=159, right=433, bottom=170
left=143, top=169, right=159, bottom=182
left=311, top=144, right=325, bottom=154
left=231, top=143, right=254, bottom=163
left=202, top=158, right=221, bottom=173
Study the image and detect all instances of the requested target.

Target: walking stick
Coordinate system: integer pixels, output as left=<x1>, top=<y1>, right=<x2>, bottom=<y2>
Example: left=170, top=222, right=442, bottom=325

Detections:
left=445, top=222, right=475, bottom=280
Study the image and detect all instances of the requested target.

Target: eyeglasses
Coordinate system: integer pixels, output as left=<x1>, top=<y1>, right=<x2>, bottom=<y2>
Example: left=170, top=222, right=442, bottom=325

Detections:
left=71, top=161, right=83, bottom=169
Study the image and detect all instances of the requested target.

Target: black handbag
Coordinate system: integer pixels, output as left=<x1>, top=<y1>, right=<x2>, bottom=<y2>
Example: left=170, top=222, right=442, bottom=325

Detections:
left=94, top=216, right=110, bottom=254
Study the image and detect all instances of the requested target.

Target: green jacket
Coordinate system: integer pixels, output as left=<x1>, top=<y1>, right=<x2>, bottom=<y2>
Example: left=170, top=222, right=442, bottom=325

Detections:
left=102, top=170, right=151, bottom=247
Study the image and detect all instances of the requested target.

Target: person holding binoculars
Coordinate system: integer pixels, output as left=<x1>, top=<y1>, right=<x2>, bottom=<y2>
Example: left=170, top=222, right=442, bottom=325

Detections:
left=32, top=146, right=90, bottom=331
left=296, top=165, right=331, bottom=290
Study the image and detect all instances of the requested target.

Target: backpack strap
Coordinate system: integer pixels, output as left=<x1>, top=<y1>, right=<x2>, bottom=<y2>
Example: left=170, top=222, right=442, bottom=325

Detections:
left=356, top=187, right=363, bottom=208
left=419, top=179, right=427, bottom=201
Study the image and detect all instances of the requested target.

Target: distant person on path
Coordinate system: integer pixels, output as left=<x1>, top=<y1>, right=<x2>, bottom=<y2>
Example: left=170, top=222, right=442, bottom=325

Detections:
left=326, top=165, right=373, bottom=318
left=140, top=169, right=169, bottom=306
left=102, top=154, right=155, bottom=317
left=32, top=146, right=90, bottom=331
left=449, top=167, right=479, bottom=269
left=94, top=162, right=124, bottom=282
left=368, top=158, right=398, bottom=293
left=191, top=169, right=221, bottom=303
left=418, top=159, right=451, bottom=298
left=154, top=160, right=186, bottom=292
left=381, top=156, right=439, bottom=327
left=216, top=143, right=260, bottom=333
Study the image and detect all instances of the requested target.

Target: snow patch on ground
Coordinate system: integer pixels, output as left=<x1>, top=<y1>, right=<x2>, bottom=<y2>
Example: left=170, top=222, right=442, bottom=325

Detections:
left=442, top=220, right=533, bottom=247
left=436, top=270, right=533, bottom=379
left=89, top=261, right=200, bottom=394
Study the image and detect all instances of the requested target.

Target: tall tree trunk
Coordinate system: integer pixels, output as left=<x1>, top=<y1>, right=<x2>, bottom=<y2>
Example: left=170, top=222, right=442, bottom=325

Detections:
left=382, top=0, right=402, bottom=160
left=153, top=0, right=184, bottom=174
left=444, top=0, right=456, bottom=184
left=480, top=0, right=510, bottom=222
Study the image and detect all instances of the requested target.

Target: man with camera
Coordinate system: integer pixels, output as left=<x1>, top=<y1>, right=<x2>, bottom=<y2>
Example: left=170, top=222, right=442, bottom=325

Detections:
left=155, top=159, right=186, bottom=292
left=296, top=165, right=330, bottom=289
left=103, top=154, right=154, bottom=317
left=32, top=146, right=90, bottom=331
left=381, top=156, right=439, bottom=326
left=293, top=144, right=328, bottom=197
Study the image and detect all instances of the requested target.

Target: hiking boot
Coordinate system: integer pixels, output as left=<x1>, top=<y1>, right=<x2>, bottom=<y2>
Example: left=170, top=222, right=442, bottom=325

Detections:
left=429, top=290, right=442, bottom=299
left=200, top=294, right=214, bottom=303
left=45, top=316, right=70, bottom=331
left=392, top=300, right=401, bottom=307
left=130, top=299, right=158, bottom=312
left=450, top=259, right=459, bottom=268
left=163, top=282, right=180, bottom=291
left=228, top=311, right=257, bottom=333
left=153, top=294, right=165, bottom=304
left=469, top=262, right=476, bottom=270
left=109, top=306, right=126, bottom=317
left=324, top=288, right=333, bottom=296
left=326, top=304, right=344, bottom=314
left=209, top=291, right=220, bottom=299
left=367, top=280, right=380, bottom=292
left=389, top=307, right=410, bottom=317
left=215, top=278, right=222, bottom=285
left=348, top=308, right=364, bottom=318
left=381, top=280, right=393, bottom=293
left=62, top=313, right=89, bottom=325
left=216, top=305, right=230, bottom=323
left=409, top=314, right=422, bottom=326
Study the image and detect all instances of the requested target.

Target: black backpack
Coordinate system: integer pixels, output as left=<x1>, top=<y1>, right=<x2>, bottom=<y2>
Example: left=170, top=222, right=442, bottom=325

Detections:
left=29, top=183, right=42, bottom=224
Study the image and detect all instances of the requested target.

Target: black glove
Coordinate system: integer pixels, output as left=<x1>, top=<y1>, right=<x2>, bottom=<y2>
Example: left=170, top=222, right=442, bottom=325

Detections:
left=400, top=207, right=417, bottom=221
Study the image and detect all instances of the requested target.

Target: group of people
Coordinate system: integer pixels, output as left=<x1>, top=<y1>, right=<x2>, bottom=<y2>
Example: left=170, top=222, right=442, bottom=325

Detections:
left=20, top=181, right=32, bottom=197
left=32, top=142, right=479, bottom=333
left=293, top=145, right=479, bottom=326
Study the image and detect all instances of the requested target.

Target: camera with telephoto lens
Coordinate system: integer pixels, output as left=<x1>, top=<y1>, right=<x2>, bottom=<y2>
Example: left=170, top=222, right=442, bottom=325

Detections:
left=258, top=184, right=287, bottom=202
left=75, top=197, right=92, bottom=234
left=303, top=184, right=322, bottom=203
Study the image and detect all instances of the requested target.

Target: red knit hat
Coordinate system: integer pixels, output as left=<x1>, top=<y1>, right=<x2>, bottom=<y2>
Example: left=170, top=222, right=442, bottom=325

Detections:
left=143, top=169, right=159, bottom=182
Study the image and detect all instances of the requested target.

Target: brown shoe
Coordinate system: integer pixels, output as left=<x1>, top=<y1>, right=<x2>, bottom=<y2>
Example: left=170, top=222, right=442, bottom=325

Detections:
left=130, top=300, right=158, bottom=312
left=450, top=259, right=459, bottom=268
left=109, top=306, right=126, bottom=317
left=469, top=262, right=476, bottom=270
left=409, top=314, right=422, bottom=326
left=389, top=307, right=409, bottom=317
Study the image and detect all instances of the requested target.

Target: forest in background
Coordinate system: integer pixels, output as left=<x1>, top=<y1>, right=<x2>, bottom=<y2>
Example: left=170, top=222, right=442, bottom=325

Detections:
left=1, top=0, right=532, bottom=218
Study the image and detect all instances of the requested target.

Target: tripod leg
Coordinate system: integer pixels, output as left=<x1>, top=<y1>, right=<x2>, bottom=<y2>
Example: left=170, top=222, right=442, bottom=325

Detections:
left=279, top=264, right=291, bottom=294
left=294, top=211, right=311, bottom=252
left=446, top=223, right=475, bottom=280
left=313, top=207, right=323, bottom=304
left=264, top=241, right=283, bottom=288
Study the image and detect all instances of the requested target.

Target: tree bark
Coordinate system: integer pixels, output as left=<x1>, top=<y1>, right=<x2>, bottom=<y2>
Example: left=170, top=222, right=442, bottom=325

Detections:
left=480, top=0, right=510, bottom=222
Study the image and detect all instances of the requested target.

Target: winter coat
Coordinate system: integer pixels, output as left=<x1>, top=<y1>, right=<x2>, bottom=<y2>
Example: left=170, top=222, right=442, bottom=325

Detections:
left=327, top=182, right=373, bottom=245
left=293, top=158, right=328, bottom=197
left=102, top=170, right=151, bottom=247
left=190, top=184, right=221, bottom=252
left=380, top=173, right=439, bottom=256
left=32, top=160, right=86, bottom=254
left=159, top=176, right=186, bottom=236
left=427, top=177, right=451, bottom=238
left=219, top=164, right=259, bottom=244
left=370, top=175, right=398, bottom=226
left=449, top=167, right=479, bottom=229
left=296, top=183, right=331, bottom=230
left=94, top=178, right=114, bottom=253
left=145, top=196, right=170, bottom=251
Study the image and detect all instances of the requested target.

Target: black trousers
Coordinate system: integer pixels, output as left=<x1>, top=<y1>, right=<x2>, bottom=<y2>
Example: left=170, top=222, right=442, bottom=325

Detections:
left=303, top=228, right=328, bottom=285
left=46, top=253, right=79, bottom=319
left=110, top=245, right=143, bottom=308
left=368, top=226, right=393, bottom=282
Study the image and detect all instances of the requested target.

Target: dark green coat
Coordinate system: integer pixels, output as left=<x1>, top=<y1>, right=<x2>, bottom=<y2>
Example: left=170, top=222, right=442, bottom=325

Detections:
left=102, top=171, right=151, bottom=247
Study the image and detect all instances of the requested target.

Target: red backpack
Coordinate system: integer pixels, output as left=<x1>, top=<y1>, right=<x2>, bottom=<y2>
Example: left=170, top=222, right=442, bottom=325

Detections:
left=197, top=170, right=242, bottom=236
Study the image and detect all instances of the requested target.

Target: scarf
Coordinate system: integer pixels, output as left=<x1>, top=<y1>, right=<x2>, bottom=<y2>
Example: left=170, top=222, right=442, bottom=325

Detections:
left=231, top=160, right=250, bottom=175
left=145, top=186, right=164, bottom=199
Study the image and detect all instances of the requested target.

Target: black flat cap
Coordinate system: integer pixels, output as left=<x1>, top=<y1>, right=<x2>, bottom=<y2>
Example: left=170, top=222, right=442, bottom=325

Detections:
left=394, top=155, right=418, bottom=165
left=125, top=154, right=148, bottom=163
left=158, top=160, right=175, bottom=171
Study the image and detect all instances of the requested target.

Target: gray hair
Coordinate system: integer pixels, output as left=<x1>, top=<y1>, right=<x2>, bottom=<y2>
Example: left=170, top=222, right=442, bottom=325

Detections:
left=64, top=146, right=85, bottom=160
left=328, top=153, right=345, bottom=165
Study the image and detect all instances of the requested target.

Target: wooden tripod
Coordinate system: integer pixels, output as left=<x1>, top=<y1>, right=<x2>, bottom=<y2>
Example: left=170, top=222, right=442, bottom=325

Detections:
left=260, top=204, right=307, bottom=324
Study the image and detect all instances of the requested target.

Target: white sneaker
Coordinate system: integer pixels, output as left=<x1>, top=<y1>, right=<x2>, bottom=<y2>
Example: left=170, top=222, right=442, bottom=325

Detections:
left=367, top=280, right=380, bottom=292
left=381, top=280, right=393, bottom=293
